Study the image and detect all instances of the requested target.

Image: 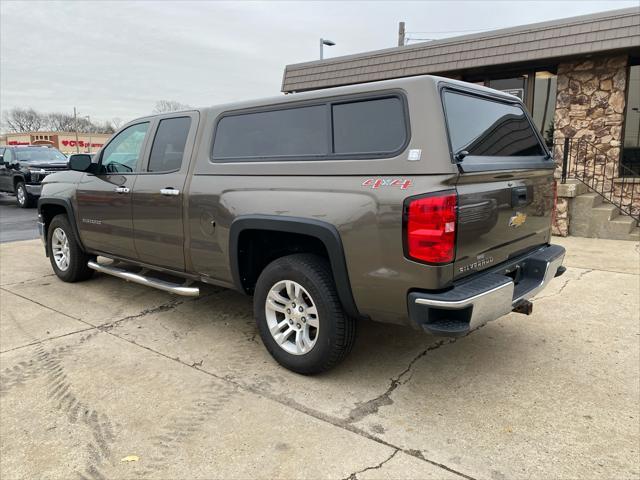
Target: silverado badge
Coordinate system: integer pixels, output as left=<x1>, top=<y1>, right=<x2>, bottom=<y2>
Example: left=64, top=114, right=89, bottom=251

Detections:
left=509, top=212, right=527, bottom=228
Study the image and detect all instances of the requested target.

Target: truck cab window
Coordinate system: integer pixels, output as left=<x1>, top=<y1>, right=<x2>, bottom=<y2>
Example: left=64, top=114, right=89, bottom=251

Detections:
left=101, top=122, right=149, bottom=173
left=3, top=149, right=14, bottom=164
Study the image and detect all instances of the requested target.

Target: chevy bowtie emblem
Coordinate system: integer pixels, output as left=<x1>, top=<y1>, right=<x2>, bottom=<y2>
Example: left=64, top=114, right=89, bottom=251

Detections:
left=509, top=212, right=527, bottom=227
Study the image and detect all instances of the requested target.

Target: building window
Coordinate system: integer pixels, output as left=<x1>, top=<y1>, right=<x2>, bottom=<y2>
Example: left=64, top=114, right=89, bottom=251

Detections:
left=621, top=62, right=640, bottom=176
left=532, top=71, right=557, bottom=147
left=488, top=76, right=528, bottom=102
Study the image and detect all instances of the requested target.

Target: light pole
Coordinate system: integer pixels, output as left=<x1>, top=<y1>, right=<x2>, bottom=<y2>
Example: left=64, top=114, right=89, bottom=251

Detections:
left=319, top=38, right=335, bottom=60
left=84, top=115, right=92, bottom=153
left=73, top=107, right=80, bottom=154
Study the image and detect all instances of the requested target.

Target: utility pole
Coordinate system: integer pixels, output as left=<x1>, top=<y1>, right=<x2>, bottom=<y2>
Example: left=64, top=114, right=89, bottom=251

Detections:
left=85, top=115, right=92, bottom=153
left=73, top=107, right=80, bottom=153
left=398, top=21, right=405, bottom=47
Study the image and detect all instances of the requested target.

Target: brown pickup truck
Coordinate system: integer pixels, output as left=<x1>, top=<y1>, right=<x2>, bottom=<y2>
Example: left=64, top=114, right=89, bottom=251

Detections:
left=37, top=75, right=565, bottom=374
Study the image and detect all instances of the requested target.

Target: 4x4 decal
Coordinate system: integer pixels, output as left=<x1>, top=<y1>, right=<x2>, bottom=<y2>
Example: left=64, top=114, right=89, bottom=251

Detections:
left=362, top=178, right=412, bottom=190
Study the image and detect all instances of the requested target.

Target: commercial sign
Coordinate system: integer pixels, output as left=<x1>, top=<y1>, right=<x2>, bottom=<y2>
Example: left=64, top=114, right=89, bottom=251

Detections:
left=61, top=140, right=103, bottom=148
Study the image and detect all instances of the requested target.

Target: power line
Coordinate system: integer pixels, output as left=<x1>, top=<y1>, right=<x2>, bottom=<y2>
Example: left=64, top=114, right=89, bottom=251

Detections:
left=406, top=27, right=503, bottom=34
left=404, top=26, right=505, bottom=44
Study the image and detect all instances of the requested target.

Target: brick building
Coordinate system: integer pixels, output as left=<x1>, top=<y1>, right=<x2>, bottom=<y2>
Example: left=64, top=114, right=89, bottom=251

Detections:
left=282, top=7, right=640, bottom=239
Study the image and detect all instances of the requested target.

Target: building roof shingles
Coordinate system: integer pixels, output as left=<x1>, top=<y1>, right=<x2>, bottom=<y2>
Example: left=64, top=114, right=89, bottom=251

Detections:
left=282, top=7, right=640, bottom=92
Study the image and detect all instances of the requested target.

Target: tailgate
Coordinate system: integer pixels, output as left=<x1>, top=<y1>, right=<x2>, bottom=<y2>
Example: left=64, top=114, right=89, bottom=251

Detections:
left=440, top=86, right=556, bottom=280
left=454, top=169, right=555, bottom=280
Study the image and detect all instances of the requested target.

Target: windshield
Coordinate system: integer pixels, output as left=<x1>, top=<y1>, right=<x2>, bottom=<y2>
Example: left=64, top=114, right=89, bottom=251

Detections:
left=14, top=148, right=67, bottom=163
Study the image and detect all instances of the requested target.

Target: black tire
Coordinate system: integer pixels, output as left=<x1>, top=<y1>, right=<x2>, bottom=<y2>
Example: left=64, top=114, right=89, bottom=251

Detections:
left=47, top=214, right=95, bottom=282
left=15, top=182, right=35, bottom=208
left=254, top=254, right=356, bottom=374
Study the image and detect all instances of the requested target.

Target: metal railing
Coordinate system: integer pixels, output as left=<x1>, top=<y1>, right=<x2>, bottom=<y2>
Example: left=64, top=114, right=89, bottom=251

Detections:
left=557, top=137, right=639, bottom=224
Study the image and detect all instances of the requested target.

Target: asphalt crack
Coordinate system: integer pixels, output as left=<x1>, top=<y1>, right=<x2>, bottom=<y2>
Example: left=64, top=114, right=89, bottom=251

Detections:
left=0, top=326, right=96, bottom=354
left=533, top=268, right=592, bottom=301
left=97, top=298, right=183, bottom=332
left=341, top=448, right=399, bottom=480
left=346, top=337, right=459, bottom=424
left=0, top=273, right=56, bottom=288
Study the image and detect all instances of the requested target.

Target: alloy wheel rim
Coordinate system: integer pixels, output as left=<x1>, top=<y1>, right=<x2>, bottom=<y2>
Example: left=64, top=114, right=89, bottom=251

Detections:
left=51, top=227, right=70, bottom=271
left=16, top=186, right=25, bottom=205
left=265, top=280, right=319, bottom=355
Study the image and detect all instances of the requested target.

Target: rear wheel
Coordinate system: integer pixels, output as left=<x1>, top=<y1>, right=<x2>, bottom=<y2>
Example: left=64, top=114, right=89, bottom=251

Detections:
left=15, top=182, right=34, bottom=208
left=47, top=214, right=94, bottom=282
left=254, top=254, right=356, bottom=374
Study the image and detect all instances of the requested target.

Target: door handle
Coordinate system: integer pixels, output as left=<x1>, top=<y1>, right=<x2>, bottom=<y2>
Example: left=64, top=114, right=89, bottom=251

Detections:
left=114, top=186, right=130, bottom=194
left=160, top=188, right=180, bottom=196
left=511, top=186, right=528, bottom=206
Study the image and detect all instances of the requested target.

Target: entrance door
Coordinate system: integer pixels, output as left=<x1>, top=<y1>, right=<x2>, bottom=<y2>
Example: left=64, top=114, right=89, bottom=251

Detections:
left=131, top=114, right=197, bottom=271
left=76, top=122, right=150, bottom=259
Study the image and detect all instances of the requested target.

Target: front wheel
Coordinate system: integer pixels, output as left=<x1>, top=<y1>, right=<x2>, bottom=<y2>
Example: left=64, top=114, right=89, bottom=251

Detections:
left=47, top=214, right=94, bottom=282
left=254, top=254, right=356, bottom=374
left=15, top=182, right=35, bottom=208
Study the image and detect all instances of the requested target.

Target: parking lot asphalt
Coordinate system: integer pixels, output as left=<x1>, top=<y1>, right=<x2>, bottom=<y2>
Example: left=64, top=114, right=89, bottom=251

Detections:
left=0, top=194, right=39, bottom=243
left=0, top=236, right=638, bottom=480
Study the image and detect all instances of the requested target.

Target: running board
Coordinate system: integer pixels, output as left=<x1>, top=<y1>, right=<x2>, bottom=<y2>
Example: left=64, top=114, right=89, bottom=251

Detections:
left=87, top=261, right=200, bottom=297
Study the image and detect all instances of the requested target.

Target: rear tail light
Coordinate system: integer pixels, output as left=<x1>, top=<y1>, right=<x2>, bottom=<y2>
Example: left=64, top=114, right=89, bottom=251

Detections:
left=403, top=191, right=457, bottom=264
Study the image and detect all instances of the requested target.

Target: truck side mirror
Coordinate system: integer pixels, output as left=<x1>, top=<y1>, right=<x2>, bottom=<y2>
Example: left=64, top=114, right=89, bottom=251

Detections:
left=0, top=156, right=4, bottom=166
left=69, top=154, right=94, bottom=172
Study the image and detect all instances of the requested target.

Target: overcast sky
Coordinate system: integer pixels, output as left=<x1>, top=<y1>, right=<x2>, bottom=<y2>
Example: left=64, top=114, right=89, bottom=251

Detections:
left=1, top=0, right=637, bottom=125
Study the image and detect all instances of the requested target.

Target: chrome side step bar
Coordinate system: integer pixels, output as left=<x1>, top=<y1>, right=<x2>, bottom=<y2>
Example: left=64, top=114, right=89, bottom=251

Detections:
left=87, top=261, right=200, bottom=297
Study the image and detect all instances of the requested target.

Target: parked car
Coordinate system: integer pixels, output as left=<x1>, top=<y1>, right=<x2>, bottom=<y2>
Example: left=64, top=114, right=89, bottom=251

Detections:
left=37, top=75, right=566, bottom=374
left=0, top=145, right=68, bottom=208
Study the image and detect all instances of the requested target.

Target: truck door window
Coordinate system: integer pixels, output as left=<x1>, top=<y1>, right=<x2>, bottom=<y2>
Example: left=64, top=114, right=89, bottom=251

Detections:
left=147, top=117, right=191, bottom=172
left=101, top=122, right=149, bottom=173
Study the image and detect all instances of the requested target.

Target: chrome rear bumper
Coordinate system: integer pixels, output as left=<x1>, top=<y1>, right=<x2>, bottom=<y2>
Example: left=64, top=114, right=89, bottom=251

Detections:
left=408, top=244, right=565, bottom=336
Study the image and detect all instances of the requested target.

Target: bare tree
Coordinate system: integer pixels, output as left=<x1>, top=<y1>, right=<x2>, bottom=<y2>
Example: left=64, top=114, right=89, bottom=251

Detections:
left=111, top=117, right=124, bottom=130
left=152, top=100, right=191, bottom=114
left=3, top=108, right=45, bottom=132
left=47, top=112, right=76, bottom=132
left=2, top=108, right=118, bottom=134
left=101, top=121, right=116, bottom=134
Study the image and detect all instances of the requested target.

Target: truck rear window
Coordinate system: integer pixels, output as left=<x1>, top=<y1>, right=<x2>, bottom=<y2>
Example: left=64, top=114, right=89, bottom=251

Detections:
left=443, top=91, right=545, bottom=158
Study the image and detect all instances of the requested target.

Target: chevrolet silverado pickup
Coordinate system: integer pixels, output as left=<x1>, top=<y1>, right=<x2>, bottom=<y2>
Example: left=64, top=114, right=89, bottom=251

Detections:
left=37, top=76, right=566, bottom=374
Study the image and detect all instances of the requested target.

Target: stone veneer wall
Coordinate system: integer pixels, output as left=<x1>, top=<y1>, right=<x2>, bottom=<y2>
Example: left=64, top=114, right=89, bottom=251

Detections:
left=551, top=54, right=638, bottom=236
